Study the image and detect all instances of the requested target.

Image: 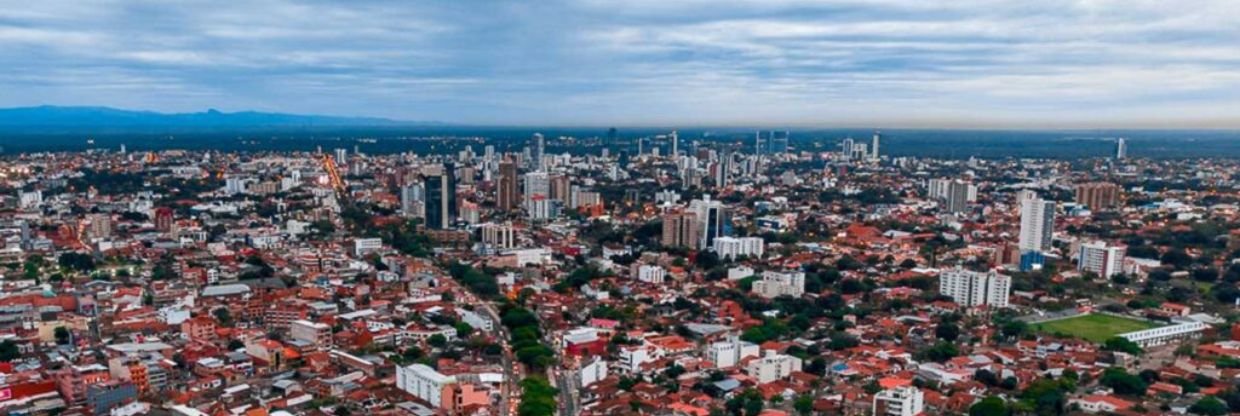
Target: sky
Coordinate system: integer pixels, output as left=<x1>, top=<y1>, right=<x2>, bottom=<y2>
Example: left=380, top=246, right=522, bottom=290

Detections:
left=2, top=0, right=1240, bottom=128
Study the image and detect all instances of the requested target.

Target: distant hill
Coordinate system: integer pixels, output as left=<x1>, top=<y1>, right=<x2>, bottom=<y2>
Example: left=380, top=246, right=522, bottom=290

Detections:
left=0, top=105, right=438, bottom=133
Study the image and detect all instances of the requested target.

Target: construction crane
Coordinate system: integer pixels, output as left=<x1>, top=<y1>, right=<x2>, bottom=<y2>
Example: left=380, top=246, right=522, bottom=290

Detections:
left=321, top=153, right=347, bottom=200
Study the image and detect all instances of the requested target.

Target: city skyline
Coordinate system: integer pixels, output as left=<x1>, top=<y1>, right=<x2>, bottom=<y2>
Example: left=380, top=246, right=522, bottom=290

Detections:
left=3, top=1, right=1240, bottom=128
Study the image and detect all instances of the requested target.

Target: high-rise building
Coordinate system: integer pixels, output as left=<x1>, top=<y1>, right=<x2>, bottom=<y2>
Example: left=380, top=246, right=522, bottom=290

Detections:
left=873, top=387, right=925, bottom=416
left=670, top=130, right=679, bottom=158
left=481, top=222, right=516, bottom=249
left=549, top=174, right=571, bottom=202
left=424, top=164, right=457, bottom=229
left=523, top=171, right=550, bottom=203
left=497, top=159, right=519, bottom=211
left=870, top=131, right=881, bottom=161
left=713, top=236, right=764, bottom=260
left=929, top=179, right=976, bottom=213
left=1075, top=182, right=1120, bottom=210
left=1078, top=241, right=1125, bottom=279
left=531, top=133, right=545, bottom=171
left=939, top=267, right=1011, bottom=308
left=89, top=214, right=112, bottom=240
left=661, top=212, right=699, bottom=249
left=690, top=196, right=731, bottom=249
left=1115, top=137, right=1128, bottom=160
left=154, top=207, right=174, bottom=232
left=840, top=137, right=855, bottom=161
left=1018, top=193, right=1055, bottom=253
left=400, top=183, right=424, bottom=217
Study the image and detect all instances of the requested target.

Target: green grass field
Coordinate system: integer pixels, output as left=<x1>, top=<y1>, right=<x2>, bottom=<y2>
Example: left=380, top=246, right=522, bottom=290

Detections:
left=1032, top=314, right=1159, bottom=343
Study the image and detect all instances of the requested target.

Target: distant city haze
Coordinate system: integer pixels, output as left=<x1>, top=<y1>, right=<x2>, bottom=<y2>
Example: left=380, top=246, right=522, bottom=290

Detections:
left=2, top=1, right=1240, bottom=128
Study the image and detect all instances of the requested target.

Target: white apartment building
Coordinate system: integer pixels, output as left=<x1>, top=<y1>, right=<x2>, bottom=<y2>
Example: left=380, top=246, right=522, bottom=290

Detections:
left=939, top=267, right=1011, bottom=308
left=579, top=358, right=608, bottom=388
left=395, top=364, right=455, bottom=407
left=1078, top=241, right=1125, bottom=279
left=707, top=335, right=760, bottom=369
left=634, top=264, right=666, bottom=284
left=354, top=238, right=383, bottom=257
left=744, top=350, right=802, bottom=384
left=713, top=236, right=764, bottom=259
left=289, top=319, right=332, bottom=349
left=1019, top=194, right=1055, bottom=253
left=872, top=387, right=925, bottom=416
left=751, top=271, right=806, bottom=299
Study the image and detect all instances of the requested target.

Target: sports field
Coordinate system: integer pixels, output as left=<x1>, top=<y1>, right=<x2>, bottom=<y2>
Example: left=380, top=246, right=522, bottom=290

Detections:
left=1032, top=314, right=1159, bottom=343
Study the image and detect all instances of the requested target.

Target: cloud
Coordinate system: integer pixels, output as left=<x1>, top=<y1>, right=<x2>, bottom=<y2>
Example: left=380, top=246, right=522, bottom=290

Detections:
left=0, top=0, right=1238, bottom=127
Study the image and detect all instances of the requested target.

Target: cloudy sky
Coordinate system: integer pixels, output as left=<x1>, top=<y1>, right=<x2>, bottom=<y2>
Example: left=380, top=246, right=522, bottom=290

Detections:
left=2, top=0, right=1239, bottom=127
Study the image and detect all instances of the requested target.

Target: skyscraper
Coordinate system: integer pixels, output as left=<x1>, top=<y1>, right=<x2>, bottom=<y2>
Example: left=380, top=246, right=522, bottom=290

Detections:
left=690, top=196, right=731, bottom=249
left=1074, top=182, right=1121, bottom=210
left=870, top=131, right=881, bottom=161
left=401, top=183, right=424, bottom=217
left=1115, top=137, right=1128, bottom=160
left=661, top=212, right=699, bottom=249
left=1018, top=193, right=1055, bottom=253
left=424, top=163, right=457, bottom=229
left=524, top=171, right=550, bottom=203
left=670, top=130, right=679, bottom=158
left=531, top=133, right=545, bottom=171
left=840, top=137, right=855, bottom=161
left=497, top=159, right=519, bottom=211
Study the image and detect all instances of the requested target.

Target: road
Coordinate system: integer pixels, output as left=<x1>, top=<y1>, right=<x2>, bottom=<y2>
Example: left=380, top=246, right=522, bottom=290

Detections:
left=447, top=279, right=521, bottom=416
left=556, top=367, right=579, bottom=416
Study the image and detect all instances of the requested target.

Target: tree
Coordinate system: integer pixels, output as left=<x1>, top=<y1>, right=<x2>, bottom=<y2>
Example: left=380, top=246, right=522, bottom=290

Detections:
left=428, top=334, right=448, bottom=349
left=0, top=340, right=19, bottom=361
left=1189, top=396, right=1228, bottom=416
left=969, top=396, right=1009, bottom=416
left=212, top=308, right=233, bottom=326
left=1101, top=337, right=1143, bottom=355
left=794, top=394, right=814, bottom=415
left=936, top=322, right=961, bottom=342
left=1100, top=368, right=1148, bottom=396
left=228, top=339, right=245, bottom=350
left=918, top=341, right=959, bottom=362
left=1001, top=320, right=1028, bottom=339
left=975, top=369, right=999, bottom=386
left=54, top=327, right=70, bottom=345
left=518, top=376, right=558, bottom=416
left=58, top=252, right=95, bottom=272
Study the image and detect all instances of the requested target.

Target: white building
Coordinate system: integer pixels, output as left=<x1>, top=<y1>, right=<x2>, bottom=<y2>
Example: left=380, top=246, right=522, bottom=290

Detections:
left=1119, top=320, right=1208, bottom=348
left=395, top=364, right=455, bottom=407
left=481, top=223, right=516, bottom=249
left=579, top=357, right=608, bottom=388
left=354, top=238, right=383, bottom=257
left=751, top=271, right=806, bottom=299
left=618, top=346, right=657, bottom=373
left=727, top=266, right=755, bottom=281
left=523, top=171, right=550, bottom=202
left=458, top=308, right=494, bottom=333
left=872, top=387, right=924, bottom=416
left=939, top=267, right=1011, bottom=308
left=707, top=335, right=760, bottom=369
left=1078, top=241, right=1125, bottom=279
left=289, top=319, right=332, bottom=348
left=634, top=264, right=666, bottom=284
left=1019, top=193, right=1055, bottom=253
left=744, top=350, right=802, bottom=384
left=712, top=236, right=764, bottom=259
